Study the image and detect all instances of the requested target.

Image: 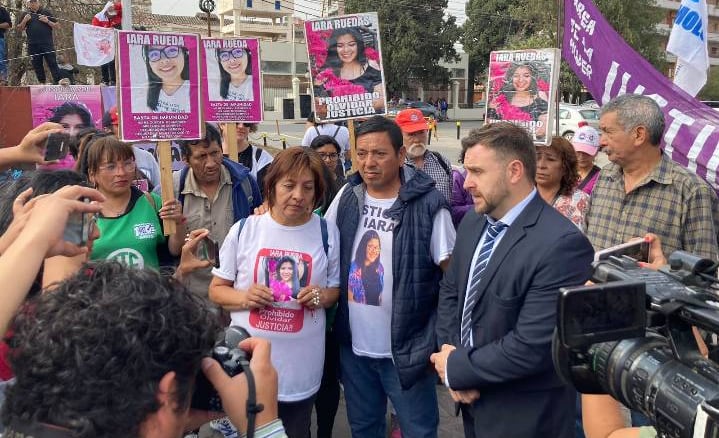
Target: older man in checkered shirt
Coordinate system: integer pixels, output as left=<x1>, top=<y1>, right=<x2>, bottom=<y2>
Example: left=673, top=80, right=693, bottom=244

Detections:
left=395, top=108, right=453, bottom=202
left=586, top=94, right=719, bottom=260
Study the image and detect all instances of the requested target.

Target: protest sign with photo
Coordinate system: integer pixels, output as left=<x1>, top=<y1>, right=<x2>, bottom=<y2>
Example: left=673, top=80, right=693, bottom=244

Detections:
left=305, top=12, right=387, bottom=122
left=485, top=49, right=560, bottom=144
left=30, top=85, right=103, bottom=133
left=201, top=37, right=263, bottom=123
left=116, top=30, right=202, bottom=141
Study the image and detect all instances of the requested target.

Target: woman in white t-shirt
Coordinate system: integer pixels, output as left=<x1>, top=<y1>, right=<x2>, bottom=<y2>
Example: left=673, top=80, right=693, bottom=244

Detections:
left=210, top=147, right=340, bottom=438
left=217, top=47, right=254, bottom=101
left=142, top=45, right=190, bottom=113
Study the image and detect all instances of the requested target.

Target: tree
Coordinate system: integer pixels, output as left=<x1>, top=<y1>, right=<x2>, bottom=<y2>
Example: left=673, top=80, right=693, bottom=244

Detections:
left=344, top=0, right=460, bottom=96
left=461, top=0, right=666, bottom=102
left=460, top=0, right=522, bottom=103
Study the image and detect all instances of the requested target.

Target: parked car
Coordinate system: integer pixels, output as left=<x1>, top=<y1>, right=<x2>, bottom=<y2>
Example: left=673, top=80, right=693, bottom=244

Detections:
left=386, top=101, right=441, bottom=120
left=581, top=99, right=600, bottom=109
left=557, top=104, right=600, bottom=140
left=407, top=101, right=441, bottom=120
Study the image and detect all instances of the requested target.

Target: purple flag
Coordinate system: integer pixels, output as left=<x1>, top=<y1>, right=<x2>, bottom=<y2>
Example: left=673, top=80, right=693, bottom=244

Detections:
left=563, top=0, right=719, bottom=188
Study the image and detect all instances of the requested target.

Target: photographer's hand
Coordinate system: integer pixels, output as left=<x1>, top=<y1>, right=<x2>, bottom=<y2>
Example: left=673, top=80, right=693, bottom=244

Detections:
left=0, top=186, right=104, bottom=335
left=201, top=337, right=280, bottom=434
left=0, top=122, right=64, bottom=171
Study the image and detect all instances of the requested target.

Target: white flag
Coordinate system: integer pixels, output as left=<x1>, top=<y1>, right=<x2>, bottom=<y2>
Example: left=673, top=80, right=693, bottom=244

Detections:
left=73, top=23, right=116, bottom=67
left=667, top=0, right=709, bottom=97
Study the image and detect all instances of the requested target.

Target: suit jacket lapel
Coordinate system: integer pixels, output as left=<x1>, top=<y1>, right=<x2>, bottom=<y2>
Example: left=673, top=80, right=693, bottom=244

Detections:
left=458, top=214, right=487, bottom=319
left=468, top=193, right=545, bottom=311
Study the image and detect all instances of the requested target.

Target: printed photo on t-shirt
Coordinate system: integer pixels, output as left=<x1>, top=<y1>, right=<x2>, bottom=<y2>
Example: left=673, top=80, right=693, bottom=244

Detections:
left=348, top=230, right=384, bottom=306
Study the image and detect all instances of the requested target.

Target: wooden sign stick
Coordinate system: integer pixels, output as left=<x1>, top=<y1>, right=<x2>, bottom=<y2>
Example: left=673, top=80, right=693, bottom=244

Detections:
left=348, top=119, right=357, bottom=173
left=226, top=123, right=238, bottom=162
left=157, top=140, right=176, bottom=236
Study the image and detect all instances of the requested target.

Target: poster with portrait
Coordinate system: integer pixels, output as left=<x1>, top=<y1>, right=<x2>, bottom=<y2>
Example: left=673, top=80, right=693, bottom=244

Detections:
left=116, top=30, right=202, bottom=141
left=30, top=86, right=104, bottom=136
left=201, top=37, right=263, bottom=123
left=485, top=49, right=560, bottom=145
left=305, top=12, right=387, bottom=122
left=248, top=248, right=314, bottom=333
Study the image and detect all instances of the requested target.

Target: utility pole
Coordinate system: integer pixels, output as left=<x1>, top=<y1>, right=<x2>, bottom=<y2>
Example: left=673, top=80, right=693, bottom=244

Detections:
left=199, top=0, right=216, bottom=37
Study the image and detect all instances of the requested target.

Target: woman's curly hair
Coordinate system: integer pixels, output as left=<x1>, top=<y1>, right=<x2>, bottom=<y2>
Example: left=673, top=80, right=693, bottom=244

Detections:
left=3, top=261, right=222, bottom=437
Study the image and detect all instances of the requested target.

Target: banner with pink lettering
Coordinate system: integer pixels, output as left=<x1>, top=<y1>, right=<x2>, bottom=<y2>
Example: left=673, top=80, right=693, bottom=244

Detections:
left=116, top=30, right=202, bottom=141
left=305, top=12, right=387, bottom=122
left=563, top=0, right=719, bottom=188
left=201, top=37, right=263, bottom=123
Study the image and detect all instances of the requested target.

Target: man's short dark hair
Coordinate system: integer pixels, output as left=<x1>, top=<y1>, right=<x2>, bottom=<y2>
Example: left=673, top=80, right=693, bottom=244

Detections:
left=355, top=116, right=404, bottom=153
left=179, top=123, right=223, bottom=159
left=3, top=261, right=222, bottom=437
left=461, top=122, right=537, bottom=182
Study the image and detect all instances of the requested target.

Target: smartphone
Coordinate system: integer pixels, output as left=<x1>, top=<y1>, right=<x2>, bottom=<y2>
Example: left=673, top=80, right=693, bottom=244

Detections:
left=63, top=200, right=96, bottom=246
left=44, top=132, right=71, bottom=162
left=594, top=239, right=650, bottom=263
left=196, top=237, right=219, bottom=268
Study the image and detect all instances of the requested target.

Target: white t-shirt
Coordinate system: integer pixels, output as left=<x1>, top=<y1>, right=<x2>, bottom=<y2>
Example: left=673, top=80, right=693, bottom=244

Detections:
left=155, top=80, right=191, bottom=113
left=226, top=75, right=253, bottom=101
left=324, top=185, right=455, bottom=358
left=212, top=213, right=340, bottom=402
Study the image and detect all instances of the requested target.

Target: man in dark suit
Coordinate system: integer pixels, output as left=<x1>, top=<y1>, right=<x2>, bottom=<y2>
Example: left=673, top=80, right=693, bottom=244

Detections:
left=431, top=122, right=594, bottom=438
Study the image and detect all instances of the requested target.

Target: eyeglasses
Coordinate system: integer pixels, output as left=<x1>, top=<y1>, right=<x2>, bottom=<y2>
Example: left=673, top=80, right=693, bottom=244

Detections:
left=147, top=46, right=181, bottom=62
left=98, top=159, right=136, bottom=174
left=318, top=152, right=339, bottom=160
left=218, top=49, right=246, bottom=62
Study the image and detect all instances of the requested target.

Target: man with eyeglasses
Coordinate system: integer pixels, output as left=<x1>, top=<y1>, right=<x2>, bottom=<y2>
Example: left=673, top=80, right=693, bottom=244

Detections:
left=163, top=123, right=262, bottom=299
left=395, top=108, right=453, bottom=203
left=17, top=0, right=60, bottom=85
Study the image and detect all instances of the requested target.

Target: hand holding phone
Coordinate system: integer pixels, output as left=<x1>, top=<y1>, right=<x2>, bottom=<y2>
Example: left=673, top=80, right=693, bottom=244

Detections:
left=594, top=238, right=650, bottom=263
left=196, top=237, right=219, bottom=268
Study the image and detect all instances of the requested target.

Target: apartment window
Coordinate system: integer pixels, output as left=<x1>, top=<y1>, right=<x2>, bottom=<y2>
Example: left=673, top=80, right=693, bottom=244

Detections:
left=246, top=0, right=252, bottom=7
left=275, top=0, right=281, bottom=10
left=261, top=61, right=291, bottom=74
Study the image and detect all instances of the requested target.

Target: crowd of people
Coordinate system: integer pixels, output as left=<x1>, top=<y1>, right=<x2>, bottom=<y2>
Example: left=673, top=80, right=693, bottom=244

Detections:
left=0, top=10, right=717, bottom=434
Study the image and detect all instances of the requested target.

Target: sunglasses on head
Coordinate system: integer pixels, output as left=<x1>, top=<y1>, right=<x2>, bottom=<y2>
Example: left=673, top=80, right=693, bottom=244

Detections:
left=218, top=48, right=246, bottom=62
left=147, top=46, right=180, bottom=62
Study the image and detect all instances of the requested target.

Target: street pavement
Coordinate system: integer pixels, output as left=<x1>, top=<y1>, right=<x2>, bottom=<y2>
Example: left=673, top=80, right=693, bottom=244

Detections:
left=311, top=384, right=466, bottom=437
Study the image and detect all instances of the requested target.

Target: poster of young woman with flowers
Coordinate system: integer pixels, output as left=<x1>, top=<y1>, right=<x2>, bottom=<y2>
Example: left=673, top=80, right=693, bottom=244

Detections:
left=485, top=49, right=560, bottom=144
left=305, top=13, right=387, bottom=122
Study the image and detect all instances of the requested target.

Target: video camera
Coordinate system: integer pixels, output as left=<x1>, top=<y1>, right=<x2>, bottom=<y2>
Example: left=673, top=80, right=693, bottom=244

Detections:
left=553, top=252, right=719, bottom=438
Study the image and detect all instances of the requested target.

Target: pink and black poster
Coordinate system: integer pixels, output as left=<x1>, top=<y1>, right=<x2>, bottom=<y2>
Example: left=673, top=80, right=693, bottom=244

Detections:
left=201, top=37, right=263, bottom=123
left=116, top=30, right=202, bottom=141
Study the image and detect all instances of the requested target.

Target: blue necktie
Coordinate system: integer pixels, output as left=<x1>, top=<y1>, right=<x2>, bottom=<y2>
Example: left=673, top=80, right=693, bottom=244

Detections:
left=460, top=221, right=507, bottom=347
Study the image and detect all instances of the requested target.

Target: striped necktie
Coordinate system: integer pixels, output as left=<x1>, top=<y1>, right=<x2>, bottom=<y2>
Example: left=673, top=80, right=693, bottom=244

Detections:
left=460, top=221, right=508, bottom=347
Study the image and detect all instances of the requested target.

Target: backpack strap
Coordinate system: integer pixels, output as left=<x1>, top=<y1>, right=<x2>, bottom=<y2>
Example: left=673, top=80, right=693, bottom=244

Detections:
left=143, top=191, right=157, bottom=211
left=254, top=146, right=262, bottom=163
left=430, top=150, right=451, bottom=176
left=239, top=216, right=328, bottom=257
left=314, top=126, right=321, bottom=137
left=177, top=166, right=190, bottom=205
left=240, top=176, right=254, bottom=208
left=332, top=125, right=341, bottom=139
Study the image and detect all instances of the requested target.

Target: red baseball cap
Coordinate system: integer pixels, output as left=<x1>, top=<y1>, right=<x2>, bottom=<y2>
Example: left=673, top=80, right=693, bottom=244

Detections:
left=395, top=109, right=428, bottom=133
